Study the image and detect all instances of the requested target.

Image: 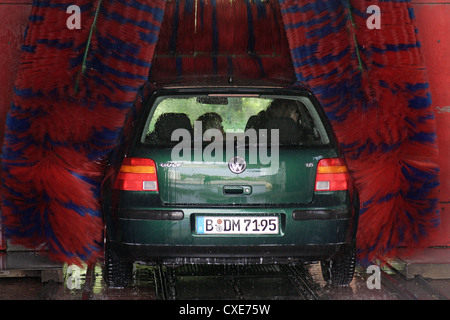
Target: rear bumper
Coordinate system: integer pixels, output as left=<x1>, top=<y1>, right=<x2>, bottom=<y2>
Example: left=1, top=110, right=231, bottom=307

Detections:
left=108, top=207, right=357, bottom=263
left=118, top=208, right=350, bottom=221
left=106, top=197, right=359, bottom=264
left=117, top=242, right=352, bottom=264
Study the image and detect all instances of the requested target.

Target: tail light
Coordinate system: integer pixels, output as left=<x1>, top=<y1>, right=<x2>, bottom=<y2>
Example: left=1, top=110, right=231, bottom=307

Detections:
left=315, top=158, right=349, bottom=191
left=114, top=157, right=158, bottom=191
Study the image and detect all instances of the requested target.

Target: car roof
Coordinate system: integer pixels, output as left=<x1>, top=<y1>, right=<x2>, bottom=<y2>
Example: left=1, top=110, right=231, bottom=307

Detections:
left=149, top=76, right=310, bottom=91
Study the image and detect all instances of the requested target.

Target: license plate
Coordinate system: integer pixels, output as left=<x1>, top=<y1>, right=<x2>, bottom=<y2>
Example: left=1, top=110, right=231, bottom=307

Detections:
left=196, top=216, right=279, bottom=235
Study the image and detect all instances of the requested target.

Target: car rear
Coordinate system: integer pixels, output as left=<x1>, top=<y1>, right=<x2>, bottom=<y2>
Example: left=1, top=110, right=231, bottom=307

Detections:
left=102, top=84, right=359, bottom=287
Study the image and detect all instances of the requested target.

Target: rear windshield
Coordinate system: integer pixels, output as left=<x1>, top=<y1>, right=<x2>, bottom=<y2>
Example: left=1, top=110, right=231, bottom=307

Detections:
left=141, top=95, right=330, bottom=147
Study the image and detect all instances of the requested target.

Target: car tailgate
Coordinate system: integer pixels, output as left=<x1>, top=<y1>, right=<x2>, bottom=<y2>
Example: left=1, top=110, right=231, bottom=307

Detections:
left=139, top=148, right=333, bottom=205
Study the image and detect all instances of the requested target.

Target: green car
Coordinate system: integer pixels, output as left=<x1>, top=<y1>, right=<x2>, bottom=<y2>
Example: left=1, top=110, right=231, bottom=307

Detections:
left=101, top=81, right=359, bottom=287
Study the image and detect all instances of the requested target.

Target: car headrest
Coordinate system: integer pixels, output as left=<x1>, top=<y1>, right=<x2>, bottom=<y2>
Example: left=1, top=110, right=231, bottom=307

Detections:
left=154, top=113, right=193, bottom=143
left=262, top=117, right=301, bottom=145
left=245, top=115, right=261, bottom=131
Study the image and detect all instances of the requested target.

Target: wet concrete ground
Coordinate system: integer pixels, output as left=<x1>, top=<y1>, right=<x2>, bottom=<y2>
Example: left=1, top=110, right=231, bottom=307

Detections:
left=1, top=260, right=449, bottom=301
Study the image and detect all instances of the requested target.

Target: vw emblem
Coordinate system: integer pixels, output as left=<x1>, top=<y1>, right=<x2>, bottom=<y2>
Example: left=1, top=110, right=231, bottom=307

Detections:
left=228, top=156, right=247, bottom=174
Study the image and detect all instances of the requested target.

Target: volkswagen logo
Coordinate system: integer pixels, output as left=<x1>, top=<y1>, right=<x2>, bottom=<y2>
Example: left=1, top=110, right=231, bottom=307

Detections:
left=228, top=156, right=247, bottom=174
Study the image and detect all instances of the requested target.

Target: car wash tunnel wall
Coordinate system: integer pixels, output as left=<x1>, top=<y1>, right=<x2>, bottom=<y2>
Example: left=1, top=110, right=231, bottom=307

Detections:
left=0, top=0, right=449, bottom=264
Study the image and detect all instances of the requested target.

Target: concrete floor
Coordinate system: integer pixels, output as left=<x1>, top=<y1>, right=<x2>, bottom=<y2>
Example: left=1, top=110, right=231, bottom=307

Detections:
left=1, top=249, right=449, bottom=301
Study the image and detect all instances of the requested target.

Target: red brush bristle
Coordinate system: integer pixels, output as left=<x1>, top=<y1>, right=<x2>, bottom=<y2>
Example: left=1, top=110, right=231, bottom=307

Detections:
left=194, top=0, right=213, bottom=53
left=2, top=0, right=167, bottom=265
left=47, top=201, right=103, bottom=266
left=177, top=1, right=196, bottom=54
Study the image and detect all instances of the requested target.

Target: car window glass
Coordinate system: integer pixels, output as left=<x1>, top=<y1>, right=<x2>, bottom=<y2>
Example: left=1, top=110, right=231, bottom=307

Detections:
left=141, top=96, right=329, bottom=146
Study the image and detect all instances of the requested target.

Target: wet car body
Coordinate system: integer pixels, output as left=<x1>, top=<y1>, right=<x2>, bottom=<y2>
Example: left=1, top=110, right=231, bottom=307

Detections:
left=101, top=80, right=360, bottom=287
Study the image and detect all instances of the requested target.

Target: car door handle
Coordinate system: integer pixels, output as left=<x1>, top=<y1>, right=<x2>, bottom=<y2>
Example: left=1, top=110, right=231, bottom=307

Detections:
left=223, top=185, right=252, bottom=195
